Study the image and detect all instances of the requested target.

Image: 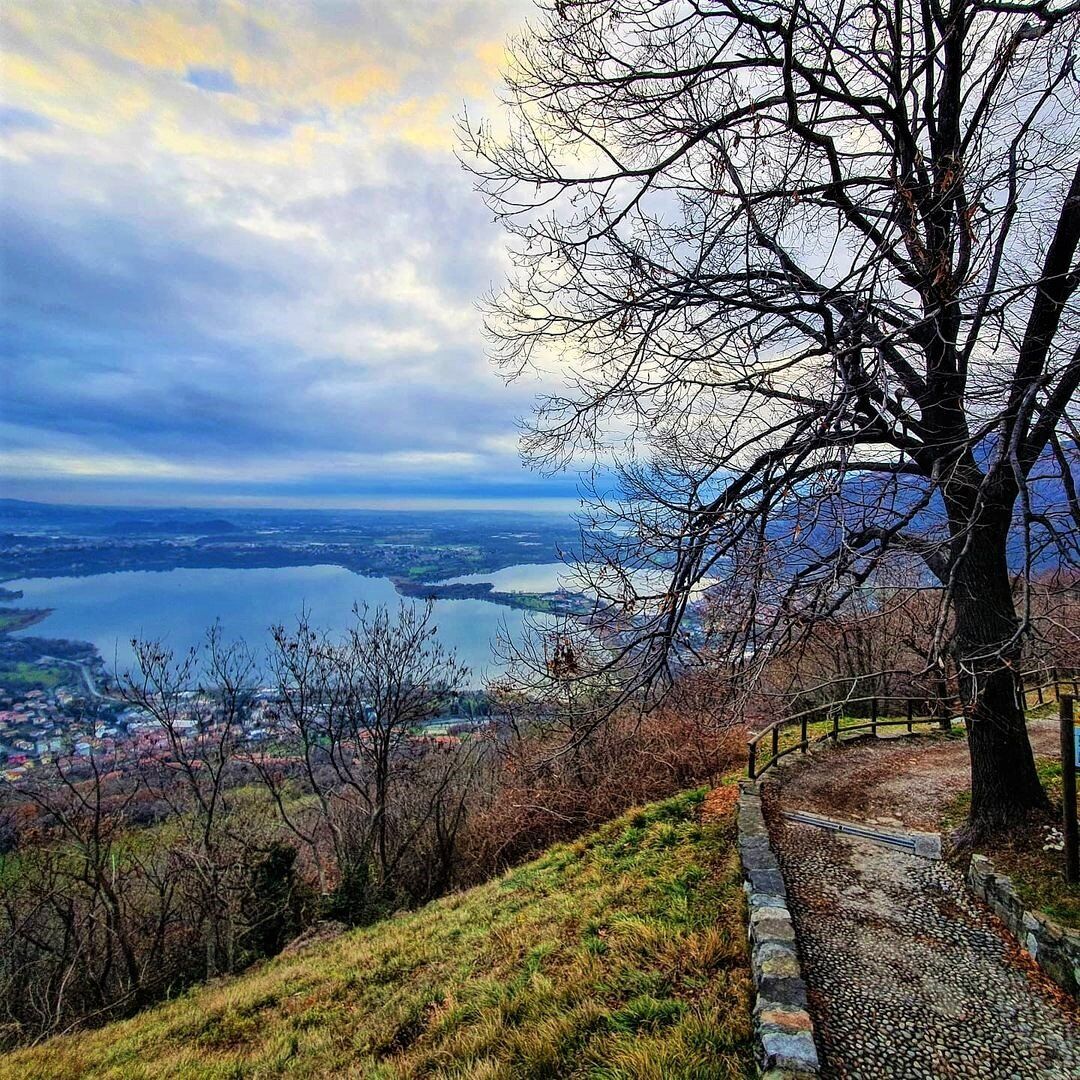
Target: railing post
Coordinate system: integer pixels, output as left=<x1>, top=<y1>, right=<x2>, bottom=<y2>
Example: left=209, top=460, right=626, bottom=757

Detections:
left=1038, top=680, right=1044, bottom=705
left=747, top=740, right=757, bottom=781
left=832, top=705, right=839, bottom=742
left=800, top=713, right=808, bottom=752
left=906, top=698, right=913, bottom=733
left=771, top=725, right=779, bottom=763
left=1059, top=695, right=1078, bottom=884
left=871, top=696, right=878, bottom=737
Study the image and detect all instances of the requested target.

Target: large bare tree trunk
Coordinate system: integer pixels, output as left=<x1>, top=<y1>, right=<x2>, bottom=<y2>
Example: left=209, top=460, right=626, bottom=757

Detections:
left=953, top=511, right=1049, bottom=837
left=466, top=0, right=1080, bottom=841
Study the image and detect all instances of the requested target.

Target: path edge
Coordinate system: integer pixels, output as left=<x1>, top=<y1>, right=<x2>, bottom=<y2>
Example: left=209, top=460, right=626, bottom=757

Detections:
left=967, top=853, right=1080, bottom=998
left=738, top=780, right=820, bottom=1078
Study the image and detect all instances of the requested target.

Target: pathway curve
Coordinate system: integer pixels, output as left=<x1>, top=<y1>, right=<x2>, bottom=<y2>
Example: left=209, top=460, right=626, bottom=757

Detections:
left=764, top=777, right=1080, bottom=1078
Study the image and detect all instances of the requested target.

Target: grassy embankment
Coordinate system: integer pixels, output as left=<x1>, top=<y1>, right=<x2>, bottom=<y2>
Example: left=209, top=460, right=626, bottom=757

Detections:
left=940, top=693, right=1080, bottom=927
left=760, top=710, right=954, bottom=769
left=944, top=754, right=1080, bottom=928
left=0, top=787, right=753, bottom=1080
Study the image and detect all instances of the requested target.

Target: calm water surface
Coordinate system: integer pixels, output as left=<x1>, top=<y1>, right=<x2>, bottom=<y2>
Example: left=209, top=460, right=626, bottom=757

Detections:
left=9, top=564, right=537, bottom=684
left=441, top=561, right=570, bottom=592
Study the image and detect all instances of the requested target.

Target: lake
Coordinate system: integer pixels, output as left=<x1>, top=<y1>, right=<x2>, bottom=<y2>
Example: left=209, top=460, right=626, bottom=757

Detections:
left=8, top=564, right=561, bottom=685
left=441, top=561, right=572, bottom=592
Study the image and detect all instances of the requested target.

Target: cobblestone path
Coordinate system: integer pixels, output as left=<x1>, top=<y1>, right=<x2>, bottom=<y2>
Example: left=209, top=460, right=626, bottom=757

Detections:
left=766, top=806, right=1080, bottom=1079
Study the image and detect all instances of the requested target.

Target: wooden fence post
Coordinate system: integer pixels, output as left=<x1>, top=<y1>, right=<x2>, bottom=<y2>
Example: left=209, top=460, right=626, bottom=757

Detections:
left=871, top=696, right=878, bottom=737
left=800, top=713, right=808, bottom=752
left=747, top=740, right=757, bottom=781
left=831, top=705, right=839, bottom=743
left=771, top=725, right=779, bottom=763
left=906, top=698, right=913, bottom=733
left=1059, top=696, right=1078, bottom=885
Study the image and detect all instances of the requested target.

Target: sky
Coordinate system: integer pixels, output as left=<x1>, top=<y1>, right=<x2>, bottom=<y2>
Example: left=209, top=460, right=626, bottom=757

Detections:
left=0, top=0, right=582, bottom=510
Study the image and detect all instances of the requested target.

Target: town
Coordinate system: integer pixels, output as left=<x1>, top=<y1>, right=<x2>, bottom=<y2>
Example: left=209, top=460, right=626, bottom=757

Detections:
left=0, top=674, right=491, bottom=785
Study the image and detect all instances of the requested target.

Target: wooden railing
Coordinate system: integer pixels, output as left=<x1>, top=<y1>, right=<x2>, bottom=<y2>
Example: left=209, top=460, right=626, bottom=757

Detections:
left=746, top=668, right=1073, bottom=780
left=1020, top=669, right=1080, bottom=709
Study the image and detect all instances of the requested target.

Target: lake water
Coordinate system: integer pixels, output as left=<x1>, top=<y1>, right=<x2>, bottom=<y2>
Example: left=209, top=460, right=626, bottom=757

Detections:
left=8, top=564, right=553, bottom=685
left=441, top=562, right=571, bottom=592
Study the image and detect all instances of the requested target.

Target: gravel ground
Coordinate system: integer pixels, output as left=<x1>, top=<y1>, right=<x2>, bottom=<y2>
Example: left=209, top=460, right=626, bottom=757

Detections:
left=766, top=803, right=1080, bottom=1079
left=771, top=721, right=1061, bottom=831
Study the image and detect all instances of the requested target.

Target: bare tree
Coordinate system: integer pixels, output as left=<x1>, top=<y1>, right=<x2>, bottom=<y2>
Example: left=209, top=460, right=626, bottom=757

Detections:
left=465, top=0, right=1080, bottom=835
left=120, top=626, right=255, bottom=975
left=0, top=748, right=161, bottom=1042
left=259, top=602, right=474, bottom=917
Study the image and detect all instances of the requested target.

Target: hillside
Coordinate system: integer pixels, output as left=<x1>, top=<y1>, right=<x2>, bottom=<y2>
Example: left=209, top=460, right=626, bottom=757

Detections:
left=0, top=788, right=753, bottom=1080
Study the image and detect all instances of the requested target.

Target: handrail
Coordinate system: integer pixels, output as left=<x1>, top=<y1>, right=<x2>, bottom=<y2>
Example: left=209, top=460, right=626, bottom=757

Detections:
left=754, top=693, right=950, bottom=740
left=746, top=667, right=1076, bottom=780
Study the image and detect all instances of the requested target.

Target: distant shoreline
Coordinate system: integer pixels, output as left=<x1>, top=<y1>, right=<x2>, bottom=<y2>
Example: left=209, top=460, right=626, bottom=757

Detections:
left=0, top=606, right=52, bottom=635
left=391, top=576, right=580, bottom=614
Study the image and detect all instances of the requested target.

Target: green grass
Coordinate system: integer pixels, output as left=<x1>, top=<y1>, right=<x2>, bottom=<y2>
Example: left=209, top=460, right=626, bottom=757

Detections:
left=757, top=712, right=954, bottom=772
left=0, top=661, right=67, bottom=691
left=0, top=789, right=753, bottom=1080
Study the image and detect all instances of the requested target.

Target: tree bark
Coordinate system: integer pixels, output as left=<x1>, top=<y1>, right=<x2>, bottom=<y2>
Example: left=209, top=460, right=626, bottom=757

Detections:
left=951, top=505, right=1049, bottom=838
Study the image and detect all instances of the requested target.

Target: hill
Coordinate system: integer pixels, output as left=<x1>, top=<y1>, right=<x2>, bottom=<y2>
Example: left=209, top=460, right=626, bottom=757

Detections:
left=0, top=788, right=752, bottom=1080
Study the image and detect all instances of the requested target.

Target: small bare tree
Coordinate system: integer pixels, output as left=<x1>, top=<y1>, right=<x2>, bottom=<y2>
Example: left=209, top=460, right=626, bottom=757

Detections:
left=258, top=601, right=474, bottom=918
left=120, top=625, right=255, bottom=975
left=465, top=0, right=1080, bottom=836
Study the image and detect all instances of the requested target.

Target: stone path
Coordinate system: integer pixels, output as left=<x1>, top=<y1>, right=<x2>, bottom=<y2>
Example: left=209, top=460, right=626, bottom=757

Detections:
left=766, top=798, right=1080, bottom=1079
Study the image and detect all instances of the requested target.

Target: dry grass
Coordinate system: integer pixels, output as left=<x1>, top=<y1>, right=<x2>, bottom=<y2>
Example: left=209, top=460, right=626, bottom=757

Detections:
left=0, top=788, right=753, bottom=1080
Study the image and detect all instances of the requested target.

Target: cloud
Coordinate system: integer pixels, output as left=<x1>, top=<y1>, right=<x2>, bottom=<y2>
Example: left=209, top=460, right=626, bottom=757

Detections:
left=0, top=0, right=562, bottom=508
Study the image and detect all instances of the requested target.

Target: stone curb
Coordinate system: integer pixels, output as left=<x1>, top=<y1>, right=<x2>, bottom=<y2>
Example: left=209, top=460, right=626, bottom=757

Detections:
left=738, top=780, right=820, bottom=1078
left=967, top=853, right=1080, bottom=998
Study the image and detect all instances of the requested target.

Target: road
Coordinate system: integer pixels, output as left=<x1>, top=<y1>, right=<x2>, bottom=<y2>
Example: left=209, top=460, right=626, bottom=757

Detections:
left=39, top=655, right=108, bottom=699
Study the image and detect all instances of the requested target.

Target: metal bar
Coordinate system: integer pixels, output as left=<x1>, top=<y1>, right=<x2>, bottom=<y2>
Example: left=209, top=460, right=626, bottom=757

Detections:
left=783, top=811, right=918, bottom=853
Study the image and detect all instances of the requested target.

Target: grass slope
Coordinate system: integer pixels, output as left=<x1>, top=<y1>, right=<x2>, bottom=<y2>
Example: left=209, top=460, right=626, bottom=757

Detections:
left=0, top=788, right=753, bottom=1080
